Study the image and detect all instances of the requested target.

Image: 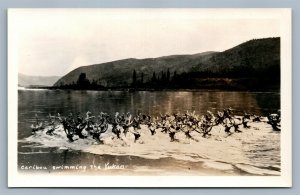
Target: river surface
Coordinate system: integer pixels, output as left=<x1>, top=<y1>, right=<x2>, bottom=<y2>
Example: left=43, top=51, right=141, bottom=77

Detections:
left=18, top=89, right=281, bottom=176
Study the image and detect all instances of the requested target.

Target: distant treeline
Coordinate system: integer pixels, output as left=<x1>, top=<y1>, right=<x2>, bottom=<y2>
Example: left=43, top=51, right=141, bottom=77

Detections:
left=53, top=64, right=280, bottom=91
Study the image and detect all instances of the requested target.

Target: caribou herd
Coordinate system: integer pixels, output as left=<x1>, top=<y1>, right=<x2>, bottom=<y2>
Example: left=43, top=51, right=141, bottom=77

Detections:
left=30, top=108, right=281, bottom=143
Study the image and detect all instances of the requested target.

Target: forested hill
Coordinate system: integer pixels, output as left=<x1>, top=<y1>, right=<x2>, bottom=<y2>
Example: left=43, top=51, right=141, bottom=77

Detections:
left=54, top=37, right=280, bottom=91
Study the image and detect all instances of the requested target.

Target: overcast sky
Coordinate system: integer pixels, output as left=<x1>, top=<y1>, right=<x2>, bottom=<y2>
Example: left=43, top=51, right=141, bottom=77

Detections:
left=9, top=9, right=281, bottom=76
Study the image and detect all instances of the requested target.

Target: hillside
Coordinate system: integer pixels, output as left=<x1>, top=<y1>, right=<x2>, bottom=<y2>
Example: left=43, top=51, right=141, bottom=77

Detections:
left=54, top=37, right=280, bottom=90
left=19, top=73, right=60, bottom=87
left=54, top=51, right=217, bottom=87
left=190, top=37, right=280, bottom=75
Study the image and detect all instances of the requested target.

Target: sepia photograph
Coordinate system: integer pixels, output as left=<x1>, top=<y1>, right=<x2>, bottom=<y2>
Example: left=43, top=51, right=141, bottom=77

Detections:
left=8, top=8, right=291, bottom=187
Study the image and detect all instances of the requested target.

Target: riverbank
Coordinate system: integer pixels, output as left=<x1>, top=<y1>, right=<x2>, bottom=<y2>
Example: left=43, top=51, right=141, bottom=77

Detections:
left=20, top=86, right=280, bottom=93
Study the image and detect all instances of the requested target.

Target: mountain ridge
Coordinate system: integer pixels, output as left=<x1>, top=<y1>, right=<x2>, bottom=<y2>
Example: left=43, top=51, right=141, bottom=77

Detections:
left=54, top=37, right=280, bottom=90
left=19, top=73, right=61, bottom=87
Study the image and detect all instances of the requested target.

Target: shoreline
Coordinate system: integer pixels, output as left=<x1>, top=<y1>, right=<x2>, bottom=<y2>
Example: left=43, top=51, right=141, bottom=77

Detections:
left=18, top=86, right=280, bottom=93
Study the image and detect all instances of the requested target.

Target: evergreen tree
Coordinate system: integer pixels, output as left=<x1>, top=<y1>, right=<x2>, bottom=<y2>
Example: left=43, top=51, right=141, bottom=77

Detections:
left=77, top=73, right=90, bottom=89
left=162, top=71, right=166, bottom=82
left=166, top=68, right=170, bottom=82
left=151, top=72, right=156, bottom=83
left=173, top=71, right=177, bottom=81
left=141, top=72, right=144, bottom=84
left=132, top=69, right=137, bottom=87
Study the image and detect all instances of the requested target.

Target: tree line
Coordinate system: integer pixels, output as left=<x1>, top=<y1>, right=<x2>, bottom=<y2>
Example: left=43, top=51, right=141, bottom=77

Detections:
left=55, top=64, right=280, bottom=91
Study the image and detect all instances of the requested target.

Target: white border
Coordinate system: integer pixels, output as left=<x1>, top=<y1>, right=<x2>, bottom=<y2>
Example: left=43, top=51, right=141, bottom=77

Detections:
left=8, top=8, right=292, bottom=187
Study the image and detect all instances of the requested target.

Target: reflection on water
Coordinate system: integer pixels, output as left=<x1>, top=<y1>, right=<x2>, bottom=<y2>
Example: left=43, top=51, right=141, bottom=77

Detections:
left=18, top=89, right=280, bottom=139
left=17, top=89, right=281, bottom=175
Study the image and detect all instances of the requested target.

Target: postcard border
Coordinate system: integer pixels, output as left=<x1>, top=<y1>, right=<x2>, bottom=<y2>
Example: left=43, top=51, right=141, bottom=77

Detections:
left=7, top=8, right=292, bottom=187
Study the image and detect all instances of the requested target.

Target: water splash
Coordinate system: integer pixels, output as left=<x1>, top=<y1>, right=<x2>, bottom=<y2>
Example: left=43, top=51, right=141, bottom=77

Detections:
left=20, top=119, right=280, bottom=176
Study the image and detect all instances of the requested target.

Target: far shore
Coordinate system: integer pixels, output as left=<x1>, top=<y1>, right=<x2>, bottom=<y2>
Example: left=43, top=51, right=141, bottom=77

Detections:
left=19, top=86, right=280, bottom=93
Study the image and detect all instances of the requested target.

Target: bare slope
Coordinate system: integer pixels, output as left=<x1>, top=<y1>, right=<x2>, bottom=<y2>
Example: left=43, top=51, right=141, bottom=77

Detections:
left=54, top=38, right=280, bottom=88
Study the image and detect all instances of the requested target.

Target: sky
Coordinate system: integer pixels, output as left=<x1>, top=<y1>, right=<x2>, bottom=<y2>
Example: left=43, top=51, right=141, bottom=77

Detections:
left=9, top=9, right=282, bottom=76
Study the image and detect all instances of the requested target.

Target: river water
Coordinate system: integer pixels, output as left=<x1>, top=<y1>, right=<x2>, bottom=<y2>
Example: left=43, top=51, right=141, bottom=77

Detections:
left=18, top=89, right=281, bottom=176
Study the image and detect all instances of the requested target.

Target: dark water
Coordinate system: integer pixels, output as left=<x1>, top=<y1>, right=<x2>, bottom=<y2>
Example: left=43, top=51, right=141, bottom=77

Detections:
left=18, top=89, right=280, bottom=140
left=17, top=89, right=280, bottom=175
